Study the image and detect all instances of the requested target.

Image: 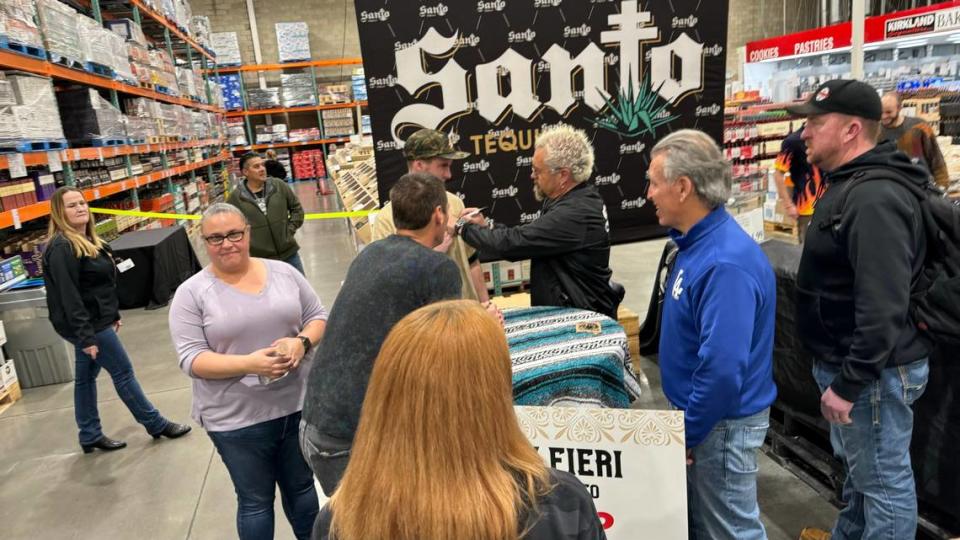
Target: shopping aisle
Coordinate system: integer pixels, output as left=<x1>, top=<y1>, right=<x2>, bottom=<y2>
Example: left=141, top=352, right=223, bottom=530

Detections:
left=0, top=183, right=836, bottom=539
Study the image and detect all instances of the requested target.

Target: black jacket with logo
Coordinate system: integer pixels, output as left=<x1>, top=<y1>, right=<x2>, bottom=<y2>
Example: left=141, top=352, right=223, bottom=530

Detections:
left=42, top=234, right=120, bottom=348
left=797, top=142, right=931, bottom=401
left=461, top=182, right=617, bottom=317
left=226, top=177, right=304, bottom=261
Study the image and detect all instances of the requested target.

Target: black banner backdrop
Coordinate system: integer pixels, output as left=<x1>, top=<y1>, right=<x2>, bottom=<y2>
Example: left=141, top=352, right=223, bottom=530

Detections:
left=354, top=0, right=728, bottom=243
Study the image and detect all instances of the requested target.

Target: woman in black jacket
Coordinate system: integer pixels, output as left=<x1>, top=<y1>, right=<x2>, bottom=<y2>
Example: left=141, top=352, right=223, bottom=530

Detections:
left=42, top=187, right=191, bottom=453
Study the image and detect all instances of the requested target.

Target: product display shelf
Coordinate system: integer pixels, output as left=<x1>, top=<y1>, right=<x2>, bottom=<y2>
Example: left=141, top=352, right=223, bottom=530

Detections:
left=0, top=138, right=225, bottom=170
left=215, top=58, right=367, bottom=154
left=0, top=152, right=228, bottom=229
left=0, top=49, right=222, bottom=112
left=326, top=145, right=376, bottom=247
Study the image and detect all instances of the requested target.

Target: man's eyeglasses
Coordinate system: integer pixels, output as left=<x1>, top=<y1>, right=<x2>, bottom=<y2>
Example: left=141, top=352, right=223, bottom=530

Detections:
left=532, top=166, right=563, bottom=178
left=203, top=229, right=246, bottom=246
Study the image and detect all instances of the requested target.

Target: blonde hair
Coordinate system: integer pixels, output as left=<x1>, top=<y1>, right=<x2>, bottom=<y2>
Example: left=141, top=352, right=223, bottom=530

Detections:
left=536, top=123, right=595, bottom=183
left=329, top=300, right=553, bottom=540
left=47, top=186, right=106, bottom=258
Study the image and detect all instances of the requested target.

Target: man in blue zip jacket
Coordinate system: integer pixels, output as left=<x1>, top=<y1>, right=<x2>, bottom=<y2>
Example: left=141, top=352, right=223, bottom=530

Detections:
left=647, top=129, right=777, bottom=540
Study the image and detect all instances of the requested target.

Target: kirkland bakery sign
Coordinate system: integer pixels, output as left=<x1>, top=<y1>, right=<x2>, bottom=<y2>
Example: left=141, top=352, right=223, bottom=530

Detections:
left=515, top=406, right=688, bottom=539
left=355, top=0, right=728, bottom=243
left=885, top=7, right=960, bottom=38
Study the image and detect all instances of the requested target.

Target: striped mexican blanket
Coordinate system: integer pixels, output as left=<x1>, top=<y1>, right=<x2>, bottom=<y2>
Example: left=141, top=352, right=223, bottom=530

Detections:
left=507, top=306, right=642, bottom=409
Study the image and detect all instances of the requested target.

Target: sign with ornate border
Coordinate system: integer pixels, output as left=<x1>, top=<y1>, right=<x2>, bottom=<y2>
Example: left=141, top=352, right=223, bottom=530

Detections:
left=516, top=406, right=687, bottom=539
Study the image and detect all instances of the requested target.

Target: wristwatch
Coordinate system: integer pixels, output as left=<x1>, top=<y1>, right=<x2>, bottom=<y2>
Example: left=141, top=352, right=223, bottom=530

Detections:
left=297, top=335, right=312, bottom=354
left=454, top=217, right=469, bottom=236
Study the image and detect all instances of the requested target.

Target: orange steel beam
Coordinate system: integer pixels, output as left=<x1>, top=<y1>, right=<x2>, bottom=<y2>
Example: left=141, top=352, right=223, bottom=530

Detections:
left=229, top=138, right=349, bottom=152
left=211, top=58, right=363, bottom=73
left=0, top=139, right=226, bottom=170
left=128, top=0, right=214, bottom=61
left=0, top=49, right=225, bottom=112
left=0, top=153, right=228, bottom=229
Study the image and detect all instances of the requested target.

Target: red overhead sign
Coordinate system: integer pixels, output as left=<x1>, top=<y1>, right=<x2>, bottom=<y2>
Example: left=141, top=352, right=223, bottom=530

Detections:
left=746, top=0, right=960, bottom=63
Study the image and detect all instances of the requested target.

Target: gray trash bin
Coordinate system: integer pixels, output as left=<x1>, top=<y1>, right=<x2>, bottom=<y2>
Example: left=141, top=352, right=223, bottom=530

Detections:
left=0, top=286, right=74, bottom=388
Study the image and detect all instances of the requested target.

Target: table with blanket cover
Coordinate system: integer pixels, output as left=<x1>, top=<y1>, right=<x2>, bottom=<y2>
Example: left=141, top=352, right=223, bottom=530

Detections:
left=506, top=306, right=642, bottom=408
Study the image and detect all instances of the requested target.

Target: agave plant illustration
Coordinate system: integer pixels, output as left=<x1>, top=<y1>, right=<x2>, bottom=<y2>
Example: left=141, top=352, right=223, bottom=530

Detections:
left=592, top=70, right=676, bottom=137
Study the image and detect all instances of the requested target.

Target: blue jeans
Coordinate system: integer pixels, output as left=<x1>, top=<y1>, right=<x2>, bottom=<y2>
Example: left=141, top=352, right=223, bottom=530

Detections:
left=72, top=327, right=167, bottom=444
left=687, top=408, right=769, bottom=540
left=284, top=252, right=305, bottom=275
left=208, top=411, right=318, bottom=540
left=812, top=359, right=928, bottom=540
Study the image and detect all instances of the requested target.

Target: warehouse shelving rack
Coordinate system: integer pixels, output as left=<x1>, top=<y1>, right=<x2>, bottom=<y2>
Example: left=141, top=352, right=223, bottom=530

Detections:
left=0, top=0, right=230, bottom=232
left=209, top=58, right=367, bottom=160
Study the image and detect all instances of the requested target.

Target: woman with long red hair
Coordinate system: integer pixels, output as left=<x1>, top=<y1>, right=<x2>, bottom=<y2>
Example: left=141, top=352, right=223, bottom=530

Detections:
left=313, top=300, right=605, bottom=540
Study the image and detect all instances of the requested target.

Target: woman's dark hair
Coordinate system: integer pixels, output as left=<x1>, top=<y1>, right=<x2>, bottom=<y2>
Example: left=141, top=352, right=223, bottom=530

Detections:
left=390, top=172, right=448, bottom=231
left=265, top=160, right=287, bottom=180
left=239, top=152, right=263, bottom=171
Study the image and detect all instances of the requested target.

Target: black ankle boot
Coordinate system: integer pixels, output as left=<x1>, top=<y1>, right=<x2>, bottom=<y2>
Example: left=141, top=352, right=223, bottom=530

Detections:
left=81, top=437, right=127, bottom=454
left=152, top=422, right=192, bottom=440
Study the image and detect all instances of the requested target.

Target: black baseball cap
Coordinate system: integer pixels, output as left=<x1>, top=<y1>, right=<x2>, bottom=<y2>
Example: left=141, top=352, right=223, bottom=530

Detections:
left=786, top=79, right=882, bottom=121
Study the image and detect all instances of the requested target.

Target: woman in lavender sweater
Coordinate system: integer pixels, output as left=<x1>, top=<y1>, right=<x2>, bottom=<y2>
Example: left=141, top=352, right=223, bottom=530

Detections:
left=169, top=203, right=327, bottom=540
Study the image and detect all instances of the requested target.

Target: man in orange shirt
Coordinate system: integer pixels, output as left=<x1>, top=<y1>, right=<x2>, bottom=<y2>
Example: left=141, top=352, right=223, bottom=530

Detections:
left=772, top=127, right=825, bottom=242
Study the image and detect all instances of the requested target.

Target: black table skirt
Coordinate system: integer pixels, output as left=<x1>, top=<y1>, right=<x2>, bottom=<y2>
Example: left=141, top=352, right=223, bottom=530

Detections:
left=110, top=226, right=201, bottom=310
left=763, top=240, right=960, bottom=534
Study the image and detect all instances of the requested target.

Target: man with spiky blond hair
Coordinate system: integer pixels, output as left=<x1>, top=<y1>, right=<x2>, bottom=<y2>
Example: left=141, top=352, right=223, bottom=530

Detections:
left=457, top=123, right=622, bottom=318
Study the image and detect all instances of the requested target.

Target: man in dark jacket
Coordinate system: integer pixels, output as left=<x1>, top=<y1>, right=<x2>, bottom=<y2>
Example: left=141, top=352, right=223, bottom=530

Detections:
left=227, top=152, right=306, bottom=273
left=456, top=123, right=619, bottom=318
left=788, top=79, right=931, bottom=540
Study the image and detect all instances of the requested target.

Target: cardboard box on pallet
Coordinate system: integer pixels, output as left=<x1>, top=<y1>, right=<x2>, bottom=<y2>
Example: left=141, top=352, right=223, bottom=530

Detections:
left=0, top=0, right=43, bottom=50
left=211, top=32, right=242, bottom=66
left=77, top=16, right=115, bottom=71
left=36, top=0, right=82, bottom=63
left=5, top=73, right=65, bottom=141
left=215, top=74, right=244, bottom=110
left=1, top=357, right=18, bottom=394
left=106, top=18, right=148, bottom=47
left=280, top=73, right=316, bottom=107
left=56, top=88, right=126, bottom=143
left=190, top=16, right=211, bottom=48
left=275, top=22, right=310, bottom=63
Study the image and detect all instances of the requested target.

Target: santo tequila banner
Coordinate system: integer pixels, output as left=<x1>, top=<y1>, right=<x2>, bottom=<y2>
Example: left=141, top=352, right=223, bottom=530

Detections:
left=354, top=0, right=728, bottom=243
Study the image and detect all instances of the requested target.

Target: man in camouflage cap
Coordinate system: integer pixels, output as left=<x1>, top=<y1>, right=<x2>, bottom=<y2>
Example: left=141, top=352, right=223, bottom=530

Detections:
left=402, top=128, right=470, bottom=161
left=371, top=128, right=490, bottom=305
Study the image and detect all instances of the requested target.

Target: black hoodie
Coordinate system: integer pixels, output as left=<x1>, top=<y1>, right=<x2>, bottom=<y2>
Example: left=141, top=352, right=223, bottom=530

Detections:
left=797, top=141, right=932, bottom=402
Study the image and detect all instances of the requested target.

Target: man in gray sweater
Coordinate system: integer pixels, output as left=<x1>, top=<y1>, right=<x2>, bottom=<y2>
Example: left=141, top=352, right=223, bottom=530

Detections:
left=300, top=172, right=462, bottom=495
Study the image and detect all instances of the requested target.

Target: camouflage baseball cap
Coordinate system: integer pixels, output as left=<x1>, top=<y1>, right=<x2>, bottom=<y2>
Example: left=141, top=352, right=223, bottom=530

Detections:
left=403, top=129, right=470, bottom=160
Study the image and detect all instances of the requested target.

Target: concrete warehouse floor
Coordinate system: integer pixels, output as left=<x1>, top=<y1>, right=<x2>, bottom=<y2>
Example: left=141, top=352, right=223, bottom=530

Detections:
left=0, top=182, right=838, bottom=539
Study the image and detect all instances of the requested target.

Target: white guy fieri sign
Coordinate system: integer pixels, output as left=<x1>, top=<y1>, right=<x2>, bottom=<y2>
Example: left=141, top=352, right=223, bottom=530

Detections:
left=515, top=406, right=688, bottom=540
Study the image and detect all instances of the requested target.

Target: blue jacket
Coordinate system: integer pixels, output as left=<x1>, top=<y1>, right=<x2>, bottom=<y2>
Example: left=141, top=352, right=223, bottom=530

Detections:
left=660, top=207, right=777, bottom=448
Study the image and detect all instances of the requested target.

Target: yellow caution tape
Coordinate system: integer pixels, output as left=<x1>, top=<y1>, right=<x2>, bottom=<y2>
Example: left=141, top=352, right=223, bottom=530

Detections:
left=91, top=207, right=200, bottom=220
left=90, top=207, right=377, bottom=221
left=304, top=210, right=377, bottom=219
